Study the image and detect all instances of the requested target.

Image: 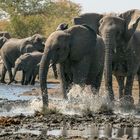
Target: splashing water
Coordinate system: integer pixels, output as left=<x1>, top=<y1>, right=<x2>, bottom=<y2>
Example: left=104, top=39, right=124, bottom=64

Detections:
left=49, top=84, right=113, bottom=115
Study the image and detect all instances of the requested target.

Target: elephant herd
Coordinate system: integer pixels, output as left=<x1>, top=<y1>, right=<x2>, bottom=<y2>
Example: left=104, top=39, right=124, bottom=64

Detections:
left=0, top=9, right=140, bottom=108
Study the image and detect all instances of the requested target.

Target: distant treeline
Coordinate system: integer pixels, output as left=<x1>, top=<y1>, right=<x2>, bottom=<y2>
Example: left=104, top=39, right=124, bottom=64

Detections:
left=0, top=0, right=81, bottom=38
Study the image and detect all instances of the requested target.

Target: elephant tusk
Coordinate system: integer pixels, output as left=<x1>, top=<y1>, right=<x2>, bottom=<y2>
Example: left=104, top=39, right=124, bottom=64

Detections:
left=49, top=63, right=55, bottom=68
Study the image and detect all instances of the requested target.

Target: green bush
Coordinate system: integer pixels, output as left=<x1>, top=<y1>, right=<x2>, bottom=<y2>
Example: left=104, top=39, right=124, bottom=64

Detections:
left=7, top=15, right=45, bottom=38
left=1, top=0, right=81, bottom=38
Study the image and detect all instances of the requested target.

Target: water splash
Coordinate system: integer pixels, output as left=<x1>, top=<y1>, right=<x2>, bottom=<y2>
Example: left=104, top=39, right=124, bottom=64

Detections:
left=50, top=84, right=113, bottom=115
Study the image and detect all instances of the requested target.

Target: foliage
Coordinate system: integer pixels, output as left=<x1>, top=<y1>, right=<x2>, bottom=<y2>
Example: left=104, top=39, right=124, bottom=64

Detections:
left=0, top=0, right=81, bottom=38
left=0, top=20, right=9, bottom=31
left=7, top=15, right=45, bottom=38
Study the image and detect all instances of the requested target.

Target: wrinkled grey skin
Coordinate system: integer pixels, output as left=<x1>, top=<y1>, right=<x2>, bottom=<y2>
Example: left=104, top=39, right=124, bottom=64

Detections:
left=73, top=13, right=103, bottom=34
left=99, top=10, right=140, bottom=101
left=0, top=31, right=11, bottom=39
left=39, top=25, right=105, bottom=107
left=0, top=34, right=45, bottom=84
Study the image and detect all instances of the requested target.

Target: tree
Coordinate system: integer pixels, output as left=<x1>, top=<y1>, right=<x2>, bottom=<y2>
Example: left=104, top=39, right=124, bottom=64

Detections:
left=0, top=0, right=81, bottom=37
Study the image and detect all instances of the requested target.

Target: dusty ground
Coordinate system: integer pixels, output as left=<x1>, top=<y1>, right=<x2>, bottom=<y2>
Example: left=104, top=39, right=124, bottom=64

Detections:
left=0, top=77, right=140, bottom=139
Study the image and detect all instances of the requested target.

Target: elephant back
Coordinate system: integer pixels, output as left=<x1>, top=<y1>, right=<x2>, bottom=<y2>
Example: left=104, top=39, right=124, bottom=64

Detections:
left=67, top=25, right=97, bottom=61
left=73, top=13, right=103, bottom=34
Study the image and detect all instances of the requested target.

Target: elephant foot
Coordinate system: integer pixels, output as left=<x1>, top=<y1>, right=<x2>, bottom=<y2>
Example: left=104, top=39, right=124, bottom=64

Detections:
left=1, top=80, right=6, bottom=84
left=14, top=80, right=18, bottom=84
left=119, top=95, right=135, bottom=110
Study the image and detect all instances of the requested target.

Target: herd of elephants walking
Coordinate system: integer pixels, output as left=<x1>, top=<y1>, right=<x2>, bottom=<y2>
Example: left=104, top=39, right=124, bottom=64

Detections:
left=0, top=9, right=140, bottom=108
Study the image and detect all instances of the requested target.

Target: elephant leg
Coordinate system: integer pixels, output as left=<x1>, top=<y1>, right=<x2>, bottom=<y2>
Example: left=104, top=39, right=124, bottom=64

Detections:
left=94, top=69, right=104, bottom=93
left=1, top=64, right=7, bottom=83
left=137, top=72, right=140, bottom=104
left=72, top=56, right=90, bottom=85
left=24, top=70, right=32, bottom=85
left=124, top=74, right=134, bottom=96
left=58, top=64, right=69, bottom=99
left=115, top=75, right=125, bottom=99
left=21, top=71, right=25, bottom=85
left=30, top=72, right=37, bottom=85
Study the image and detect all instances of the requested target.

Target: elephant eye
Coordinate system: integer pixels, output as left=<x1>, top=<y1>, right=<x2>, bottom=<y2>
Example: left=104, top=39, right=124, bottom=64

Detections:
left=56, top=47, right=60, bottom=51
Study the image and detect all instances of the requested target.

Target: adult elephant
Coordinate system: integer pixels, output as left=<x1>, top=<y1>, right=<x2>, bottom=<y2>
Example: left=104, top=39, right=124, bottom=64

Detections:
left=73, top=13, right=103, bottom=34
left=99, top=12, right=140, bottom=101
left=39, top=25, right=105, bottom=107
left=0, top=34, right=45, bottom=84
left=118, top=9, right=140, bottom=98
left=99, top=15, right=126, bottom=100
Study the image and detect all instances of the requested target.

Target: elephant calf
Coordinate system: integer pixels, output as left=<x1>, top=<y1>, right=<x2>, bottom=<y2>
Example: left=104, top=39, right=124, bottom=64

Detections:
left=11, top=51, right=57, bottom=85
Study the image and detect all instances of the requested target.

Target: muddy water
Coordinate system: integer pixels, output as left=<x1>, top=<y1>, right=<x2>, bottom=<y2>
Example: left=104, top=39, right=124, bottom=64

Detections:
left=1, top=83, right=140, bottom=139
left=1, top=124, right=140, bottom=139
left=0, top=83, right=59, bottom=116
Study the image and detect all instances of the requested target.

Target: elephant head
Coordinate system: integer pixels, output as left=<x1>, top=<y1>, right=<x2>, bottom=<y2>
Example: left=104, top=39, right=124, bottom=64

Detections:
left=119, top=9, right=140, bottom=41
left=30, top=34, right=45, bottom=52
left=99, top=15, right=126, bottom=99
left=56, top=23, right=68, bottom=31
left=73, top=13, right=103, bottom=34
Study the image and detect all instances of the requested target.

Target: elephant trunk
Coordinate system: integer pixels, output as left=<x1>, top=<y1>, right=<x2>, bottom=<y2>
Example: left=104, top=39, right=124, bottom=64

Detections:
left=39, top=49, right=51, bottom=107
left=104, top=32, right=114, bottom=100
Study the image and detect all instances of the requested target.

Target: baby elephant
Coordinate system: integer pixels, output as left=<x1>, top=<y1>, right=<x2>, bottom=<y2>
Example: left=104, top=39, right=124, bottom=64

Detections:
left=11, top=51, right=57, bottom=85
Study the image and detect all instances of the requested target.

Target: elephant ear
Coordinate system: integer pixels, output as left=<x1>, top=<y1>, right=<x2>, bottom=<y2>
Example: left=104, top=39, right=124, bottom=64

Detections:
left=119, top=9, right=140, bottom=40
left=73, top=13, right=103, bottom=34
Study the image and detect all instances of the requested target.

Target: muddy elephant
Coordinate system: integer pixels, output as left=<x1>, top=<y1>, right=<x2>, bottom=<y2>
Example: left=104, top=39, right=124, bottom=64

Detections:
left=39, top=25, right=105, bottom=107
left=0, top=34, right=45, bottom=84
left=10, top=51, right=57, bottom=85
left=73, top=13, right=103, bottom=34
left=99, top=10, right=140, bottom=101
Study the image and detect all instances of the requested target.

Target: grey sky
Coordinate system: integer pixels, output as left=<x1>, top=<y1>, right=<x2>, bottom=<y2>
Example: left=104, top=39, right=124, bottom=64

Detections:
left=72, top=0, right=140, bottom=13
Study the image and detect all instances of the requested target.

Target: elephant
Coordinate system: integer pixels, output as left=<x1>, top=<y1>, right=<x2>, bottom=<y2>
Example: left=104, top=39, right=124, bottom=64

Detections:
left=39, top=24, right=105, bottom=107
left=73, top=13, right=103, bottom=34
left=99, top=11, right=140, bottom=102
left=0, top=34, right=45, bottom=84
left=0, top=31, right=11, bottom=39
left=10, top=51, right=57, bottom=85
left=118, top=9, right=140, bottom=99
